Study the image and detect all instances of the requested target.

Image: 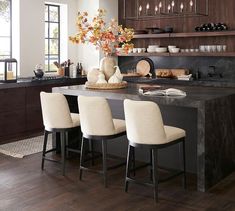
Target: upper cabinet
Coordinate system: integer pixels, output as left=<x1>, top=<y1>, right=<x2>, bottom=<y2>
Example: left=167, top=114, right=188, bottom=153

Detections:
left=118, top=0, right=235, bottom=57
left=123, top=0, right=138, bottom=19
left=123, top=0, right=208, bottom=20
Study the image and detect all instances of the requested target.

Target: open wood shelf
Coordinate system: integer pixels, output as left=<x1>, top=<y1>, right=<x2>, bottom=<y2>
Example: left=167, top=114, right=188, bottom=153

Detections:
left=133, top=33, right=170, bottom=39
left=133, top=30, right=235, bottom=39
left=117, top=52, right=235, bottom=57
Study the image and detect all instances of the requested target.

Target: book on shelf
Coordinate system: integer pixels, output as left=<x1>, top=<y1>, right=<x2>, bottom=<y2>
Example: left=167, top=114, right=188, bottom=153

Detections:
left=141, top=88, right=186, bottom=96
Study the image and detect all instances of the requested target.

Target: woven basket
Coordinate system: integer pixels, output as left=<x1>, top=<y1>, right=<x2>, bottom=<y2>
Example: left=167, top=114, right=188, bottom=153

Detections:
left=85, top=81, right=128, bottom=90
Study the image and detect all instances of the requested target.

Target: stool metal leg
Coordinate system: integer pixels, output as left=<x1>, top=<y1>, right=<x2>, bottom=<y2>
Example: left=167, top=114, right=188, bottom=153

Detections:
left=60, top=132, right=66, bottom=176
left=182, top=140, right=186, bottom=189
left=125, top=144, right=131, bottom=192
left=152, top=148, right=159, bottom=203
left=65, top=131, right=69, bottom=158
left=149, top=149, right=153, bottom=181
left=131, top=146, right=135, bottom=176
left=102, top=139, right=107, bottom=188
left=79, top=136, right=85, bottom=180
left=89, top=139, right=95, bottom=166
left=41, top=130, right=49, bottom=170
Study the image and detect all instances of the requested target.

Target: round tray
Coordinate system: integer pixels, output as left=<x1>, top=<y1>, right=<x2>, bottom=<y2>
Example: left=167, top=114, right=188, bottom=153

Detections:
left=85, top=81, right=128, bottom=90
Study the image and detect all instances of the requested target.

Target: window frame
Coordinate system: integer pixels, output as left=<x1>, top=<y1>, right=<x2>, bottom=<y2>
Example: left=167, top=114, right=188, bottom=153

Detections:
left=45, top=3, right=60, bottom=72
left=0, top=0, right=12, bottom=59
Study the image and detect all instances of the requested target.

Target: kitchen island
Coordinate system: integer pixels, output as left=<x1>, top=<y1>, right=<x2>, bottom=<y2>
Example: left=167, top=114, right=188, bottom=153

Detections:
left=52, top=83, right=235, bottom=192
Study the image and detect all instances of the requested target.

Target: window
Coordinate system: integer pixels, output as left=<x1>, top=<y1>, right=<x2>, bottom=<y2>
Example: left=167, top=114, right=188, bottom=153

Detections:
left=0, top=0, right=11, bottom=59
left=45, top=4, right=60, bottom=72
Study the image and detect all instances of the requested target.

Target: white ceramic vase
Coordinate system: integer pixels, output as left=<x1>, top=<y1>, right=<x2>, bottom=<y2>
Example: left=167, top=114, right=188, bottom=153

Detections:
left=99, top=56, right=117, bottom=81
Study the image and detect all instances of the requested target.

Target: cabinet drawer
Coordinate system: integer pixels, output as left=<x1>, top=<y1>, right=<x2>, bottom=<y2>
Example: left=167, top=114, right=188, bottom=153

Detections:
left=0, top=88, right=26, bottom=112
left=26, top=106, right=43, bottom=131
left=0, top=109, right=26, bottom=136
left=26, top=85, right=52, bottom=107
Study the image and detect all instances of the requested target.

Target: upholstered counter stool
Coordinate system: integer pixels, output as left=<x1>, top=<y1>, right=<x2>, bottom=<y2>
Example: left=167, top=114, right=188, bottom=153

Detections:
left=40, top=92, right=80, bottom=175
left=124, top=99, right=186, bottom=202
left=78, top=95, right=126, bottom=187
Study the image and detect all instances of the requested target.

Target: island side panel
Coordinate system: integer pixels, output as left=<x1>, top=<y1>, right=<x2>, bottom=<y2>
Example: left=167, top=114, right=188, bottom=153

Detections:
left=204, top=95, right=235, bottom=190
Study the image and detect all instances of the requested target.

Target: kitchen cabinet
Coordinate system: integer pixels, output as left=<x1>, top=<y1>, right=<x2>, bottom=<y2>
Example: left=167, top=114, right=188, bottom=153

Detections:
left=123, top=0, right=138, bottom=19
left=25, top=85, right=52, bottom=132
left=0, top=77, right=86, bottom=144
left=0, top=88, right=26, bottom=139
left=119, top=0, right=235, bottom=57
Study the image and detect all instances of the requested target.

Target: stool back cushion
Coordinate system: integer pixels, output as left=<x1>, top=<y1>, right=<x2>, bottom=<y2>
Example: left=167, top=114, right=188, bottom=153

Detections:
left=78, top=96, right=115, bottom=136
left=124, top=99, right=167, bottom=145
left=40, top=92, right=73, bottom=129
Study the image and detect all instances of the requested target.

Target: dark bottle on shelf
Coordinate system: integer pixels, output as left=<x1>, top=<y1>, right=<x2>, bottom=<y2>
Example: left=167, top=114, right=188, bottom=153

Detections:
left=195, top=26, right=200, bottom=31
left=80, top=63, right=85, bottom=76
left=76, top=62, right=81, bottom=76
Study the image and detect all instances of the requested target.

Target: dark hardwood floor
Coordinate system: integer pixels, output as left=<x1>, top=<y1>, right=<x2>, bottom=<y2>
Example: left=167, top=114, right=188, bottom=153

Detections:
left=0, top=153, right=234, bottom=211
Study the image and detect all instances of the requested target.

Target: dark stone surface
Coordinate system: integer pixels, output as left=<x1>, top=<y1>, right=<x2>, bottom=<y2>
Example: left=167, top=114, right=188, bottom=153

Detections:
left=204, top=96, right=235, bottom=190
left=119, top=56, right=235, bottom=87
left=0, top=76, right=87, bottom=89
left=53, top=83, right=235, bottom=108
left=53, top=84, right=235, bottom=192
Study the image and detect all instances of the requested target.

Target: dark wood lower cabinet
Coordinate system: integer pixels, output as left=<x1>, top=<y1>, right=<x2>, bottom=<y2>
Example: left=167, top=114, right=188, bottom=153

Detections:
left=0, top=78, right=86, bottom=144
left=0, top=109, right=26, bottom=136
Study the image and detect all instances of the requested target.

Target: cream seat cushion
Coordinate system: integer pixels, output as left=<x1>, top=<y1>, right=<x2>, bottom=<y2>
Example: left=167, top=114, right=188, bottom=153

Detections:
left=78, top=95, right=126, bottom=136
left=40, top=92, right=80, bottom=129
left=71, top=113, right=80, bottom=128
left=113, top=119, right=126, bottom=134
left=124, top=99, right=186, bottom=145
left=164, top=126, right=186, bottom=144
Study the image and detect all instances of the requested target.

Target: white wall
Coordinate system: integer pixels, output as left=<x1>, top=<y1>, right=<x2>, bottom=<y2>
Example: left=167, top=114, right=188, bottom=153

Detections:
left=16, top=0, right=78, bottom=77
left=15, top=0, right=118, bottom=76
left=76, top=0, right=119, bottom=72
left=77, top=0, right=100, bottom=71
left=19, top=0, right=45, bottom=76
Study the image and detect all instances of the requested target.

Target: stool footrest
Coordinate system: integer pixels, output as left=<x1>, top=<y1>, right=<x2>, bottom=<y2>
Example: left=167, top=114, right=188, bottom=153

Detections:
left=80, top=166, right=104, bottom=175
left=107, top=161, right=126, bottom=170
left=43, top=157, right=61, bottom=163
left=45, top=148, right=57, bottom=154
left=126, top=177, right=154, bottom=187
left=66, top=148, right=81, bottom=153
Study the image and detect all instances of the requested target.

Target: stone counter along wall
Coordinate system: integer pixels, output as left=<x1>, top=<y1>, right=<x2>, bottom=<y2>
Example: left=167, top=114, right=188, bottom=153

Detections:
left=118, top=56, right=235, bottom=83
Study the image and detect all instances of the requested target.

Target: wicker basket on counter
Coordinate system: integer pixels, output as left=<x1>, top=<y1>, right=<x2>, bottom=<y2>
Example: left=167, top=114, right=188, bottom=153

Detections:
left=85, top=81, right=128, bottom=90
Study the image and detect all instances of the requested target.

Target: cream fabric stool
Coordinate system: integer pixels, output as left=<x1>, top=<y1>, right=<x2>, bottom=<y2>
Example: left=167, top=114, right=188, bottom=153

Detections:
left=78, top=95, right=126, bottom=187
left=124, top=99, right=186, bottom=202
left=40, top=92, right=80, bottom=175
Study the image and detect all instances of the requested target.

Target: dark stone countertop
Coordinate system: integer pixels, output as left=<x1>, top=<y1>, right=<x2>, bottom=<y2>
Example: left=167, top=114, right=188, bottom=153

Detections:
left=123, top=76, right=235, bottom=88
left=0, top=76, right=87, bottom=89
left=52, top=83, right=235, bottom=109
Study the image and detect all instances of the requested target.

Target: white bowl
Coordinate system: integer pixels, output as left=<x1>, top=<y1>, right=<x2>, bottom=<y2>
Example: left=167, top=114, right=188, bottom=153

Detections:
left=148, top=45, right=159, bottom=50
left=156, top=47, right=167, bottom=53
left=137, top=48, right=142, bottom=53
left=147, top=48, right=155, bottom=53
left=133, top=48, right=138, bottom=53
left=170, top=48, right=180, bottom=53
left=168, top=45, right=177, bottom=50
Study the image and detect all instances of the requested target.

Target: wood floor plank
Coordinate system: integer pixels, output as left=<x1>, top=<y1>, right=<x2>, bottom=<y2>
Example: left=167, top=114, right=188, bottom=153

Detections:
left=0, top=153, right=234, bottom=211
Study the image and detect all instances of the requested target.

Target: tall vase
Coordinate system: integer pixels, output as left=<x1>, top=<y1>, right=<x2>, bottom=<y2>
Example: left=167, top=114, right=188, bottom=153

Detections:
left=99, top=55, right=117, bottom=81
